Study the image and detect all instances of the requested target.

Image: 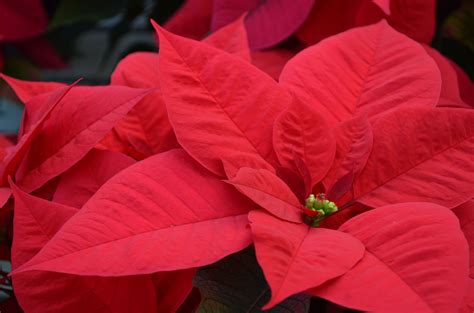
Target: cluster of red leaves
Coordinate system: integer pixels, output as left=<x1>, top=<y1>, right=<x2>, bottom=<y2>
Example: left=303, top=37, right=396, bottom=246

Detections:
left=0, top=1, right=473, bottom=312
left=0, top=0, right=65, bottom=70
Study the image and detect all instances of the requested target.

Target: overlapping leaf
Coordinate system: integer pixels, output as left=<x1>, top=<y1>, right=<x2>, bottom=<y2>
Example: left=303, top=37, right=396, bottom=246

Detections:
left=10, top=181, right=157, bottom=313
left=212, top=0, right=315, bottom=50
left=282, top=21, right=441, bottom=125
left=156, top=23, right=290, bottom=177
left=228, top=168, right=302, bottom=223
left=311, top=203, right=469, bottom=313
left=13, top=150, right=254, bottom=276
left=324, top=116, right=373, bottom=200
left=0, top=83, right=75, bottom=186
left=354, top=107, right=474, bottom=208
left=273, top=100, right=335, bottom=187
left=14, top=85, right=150, bottom=192
left=53, top=149, right=135, bottom=208
left=249, top=210, right=364, bottom=308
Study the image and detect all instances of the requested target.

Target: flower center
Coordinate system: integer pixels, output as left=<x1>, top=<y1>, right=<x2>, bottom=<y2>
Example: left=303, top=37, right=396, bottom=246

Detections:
left=303, top=193, right=338, bottom=227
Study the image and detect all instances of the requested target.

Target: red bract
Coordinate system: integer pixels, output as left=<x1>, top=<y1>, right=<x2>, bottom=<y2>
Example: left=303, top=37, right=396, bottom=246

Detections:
left=12, top=149, right=254, bottom=275
left=310, top=203, right=469, bottom=312
left=10, top=180, right=158, bottom=313
left=109, top=17, right=251, bottom=159
left=212, top=0, right=315, bottom=50
left=151, top=20, right=472, bottom=310
left=3, top=11, right=472, bottom=313
left=53, top=149, right=136, bottom=208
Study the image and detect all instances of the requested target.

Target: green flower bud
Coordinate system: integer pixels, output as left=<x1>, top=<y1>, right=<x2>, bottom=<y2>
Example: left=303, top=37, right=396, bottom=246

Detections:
left=313, top=200, right=323, bottom=210
left=305, top=194, right=316, bottom=209
left=326, top=201, right=338, bottom=214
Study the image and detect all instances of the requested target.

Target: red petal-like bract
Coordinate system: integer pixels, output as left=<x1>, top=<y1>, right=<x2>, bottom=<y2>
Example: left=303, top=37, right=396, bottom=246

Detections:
left=14, top=86, right=150, bottom=192
left=212, top=0, right=315, bottom=50
left=324, top=116, right=373, bottom=200
left=228, top=168, right=302, bottom=223
left=10, top=181, right=157, bottom=313
left=111, top=52, right=178, bottom=157
left=110, top=18, right=251, bottom=158
left=53, top=149, right=135, bottom=208
left=0, top=0, right=47, bottom=41
left=249, top=210, right=364, bottom=309
left=0, top=74, right=64, bottom=104
left=155, top=23, right=290, bottom=177
left=273, top=99, right=335, bottom=187
left=13, top=150, right=253, bottom=275
left=0, top=83, right=75, bottom=186
left=1, top=74, right=65, bottom=137
left=282, top=20, right=441, bottom=125
left=164, top=0, right=213, bottom=40
left=354, top=107, right=474, bottom=208
left=312, top=202, right=469, bottom=313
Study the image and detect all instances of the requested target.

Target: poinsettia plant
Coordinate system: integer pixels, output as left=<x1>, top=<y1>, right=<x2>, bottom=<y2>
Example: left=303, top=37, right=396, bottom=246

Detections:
left=0, top=3, right=473, bottom=313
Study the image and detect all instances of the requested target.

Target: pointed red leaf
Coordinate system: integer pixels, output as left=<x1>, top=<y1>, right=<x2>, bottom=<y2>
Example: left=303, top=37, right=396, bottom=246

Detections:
left=111, top=19, right=252, bottom=157
left=111, top=53, right=178, bottom=156
left=324, top=116, right=373, bottom=199
left=354, top=107, right=474, bottom=208
left=228, top=167, right=303, bottom=223
left=10, top=180, right=157, bottom=313
left=249, top=210, right=364, bottom=309
left=0, top=74, right=64, bottom=103
left=282, top=21, right=441, bottom=125
left=452, top=200, right=474, bottom=277
left=203, top=15, right=250, bottom=61
left=311, top=202, right=469, bottom=313
left=0, top=83, right=75, bottom=186
left=273, top=100, right=335, bottom=187
left=14, top=86, right=150, bottom=192
left=212, top=0, right=315, bottom=50
left=423, top=45, right=468, bottom=108
left=164, top=0, right=213, bottom=40
left=13, top=149, right=254, bottom=276
left=155, top=23, right=290, bottom=177
left=53, top=149, right=135, bottom=208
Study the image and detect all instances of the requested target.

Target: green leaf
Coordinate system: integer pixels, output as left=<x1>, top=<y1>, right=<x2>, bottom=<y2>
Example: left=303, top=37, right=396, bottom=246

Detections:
left=194, top=247, right=311, bottom=313
left=50, top=0, right=127, bottom=29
